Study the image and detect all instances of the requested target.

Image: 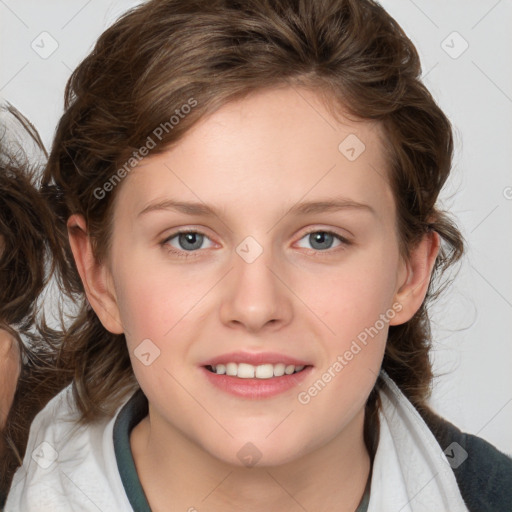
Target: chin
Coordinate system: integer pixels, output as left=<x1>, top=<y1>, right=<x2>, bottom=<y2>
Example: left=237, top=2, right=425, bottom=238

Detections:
left=205, top=432, right=312, bottom=469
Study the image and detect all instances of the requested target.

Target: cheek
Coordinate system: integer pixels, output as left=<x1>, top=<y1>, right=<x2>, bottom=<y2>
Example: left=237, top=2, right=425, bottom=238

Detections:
left=293, top=261, right=394, bottom=436
left=112, top=267, right=192, bottom=392
left=294, top=244, right=399, bottom=405
left=305, top=246, right=400, bottom=342
left=112, top=257, right=219, bottom=393
left=113, top=252, right=205, bottom=341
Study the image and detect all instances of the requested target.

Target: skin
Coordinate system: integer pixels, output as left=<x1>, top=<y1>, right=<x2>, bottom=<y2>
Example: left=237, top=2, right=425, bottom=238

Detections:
left=1, top=235, right=21, bottom=431
left=0, top=329, right=20, bottom=431
left=69, top=86, right=439, bottom=512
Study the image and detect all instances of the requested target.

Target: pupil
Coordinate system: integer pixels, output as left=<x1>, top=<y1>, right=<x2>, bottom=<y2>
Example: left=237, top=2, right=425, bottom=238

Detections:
left=310, top=232, right=333, bottom=250
left=180, top=233, right=202, bottom=250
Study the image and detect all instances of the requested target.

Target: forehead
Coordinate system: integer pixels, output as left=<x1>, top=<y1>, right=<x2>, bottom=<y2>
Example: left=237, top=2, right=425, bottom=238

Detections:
left=115, top=86, right=393, bottom=222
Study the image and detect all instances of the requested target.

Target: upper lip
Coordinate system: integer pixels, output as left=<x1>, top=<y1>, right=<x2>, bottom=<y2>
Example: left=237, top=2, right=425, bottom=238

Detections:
left=201, top=351, right=311, bottom=367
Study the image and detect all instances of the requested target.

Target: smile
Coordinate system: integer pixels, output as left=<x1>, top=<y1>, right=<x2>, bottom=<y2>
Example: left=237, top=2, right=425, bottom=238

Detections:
left=206, top=362, right=306, bottom=379
left=201, top=364, right=312, bottom=399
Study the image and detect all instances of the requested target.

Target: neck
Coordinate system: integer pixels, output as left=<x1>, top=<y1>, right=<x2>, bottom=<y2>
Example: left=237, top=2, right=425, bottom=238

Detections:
left=131, top=406, right=372, bottom=512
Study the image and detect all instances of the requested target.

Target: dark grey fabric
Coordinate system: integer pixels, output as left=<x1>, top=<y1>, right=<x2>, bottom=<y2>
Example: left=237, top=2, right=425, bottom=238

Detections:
left=419, top=407, right=512, bottom=512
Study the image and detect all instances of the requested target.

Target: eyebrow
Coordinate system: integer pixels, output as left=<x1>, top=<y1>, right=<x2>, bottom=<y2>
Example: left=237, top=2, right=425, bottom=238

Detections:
left=137, top=198, right=375, bottom=218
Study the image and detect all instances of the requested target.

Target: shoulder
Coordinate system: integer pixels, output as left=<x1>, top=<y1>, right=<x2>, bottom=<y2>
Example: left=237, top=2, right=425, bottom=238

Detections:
left=419, top=407, right=512, bottom=512
left=4, top=385, right=134, bottom=512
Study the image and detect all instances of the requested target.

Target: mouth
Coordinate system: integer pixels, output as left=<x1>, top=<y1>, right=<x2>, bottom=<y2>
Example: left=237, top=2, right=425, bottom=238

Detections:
left=200, top=353, right=313, bottom=399
left=205, top=362, right=308, bottom=379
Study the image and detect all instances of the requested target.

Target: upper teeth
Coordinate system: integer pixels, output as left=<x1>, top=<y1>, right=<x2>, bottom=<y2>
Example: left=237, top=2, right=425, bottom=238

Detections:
left=210, top=363, right=305, bottom=379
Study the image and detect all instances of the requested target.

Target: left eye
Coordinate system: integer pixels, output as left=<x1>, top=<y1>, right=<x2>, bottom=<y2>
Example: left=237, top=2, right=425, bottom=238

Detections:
left=296, top=231, right=346, bottom=251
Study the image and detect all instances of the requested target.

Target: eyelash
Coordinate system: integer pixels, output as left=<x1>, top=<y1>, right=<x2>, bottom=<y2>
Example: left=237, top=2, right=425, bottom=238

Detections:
left=160, top=228, right=352, bottom=260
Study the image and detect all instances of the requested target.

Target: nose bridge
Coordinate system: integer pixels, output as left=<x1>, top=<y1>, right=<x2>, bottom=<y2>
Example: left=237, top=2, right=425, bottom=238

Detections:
left=219, top=235, right=293, bottom=331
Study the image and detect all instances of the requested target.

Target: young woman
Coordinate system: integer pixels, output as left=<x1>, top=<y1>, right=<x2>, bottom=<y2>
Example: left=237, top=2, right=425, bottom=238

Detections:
left=5, top=1, right=512, bottom=511
left=0, top=105, right=70, bottom=508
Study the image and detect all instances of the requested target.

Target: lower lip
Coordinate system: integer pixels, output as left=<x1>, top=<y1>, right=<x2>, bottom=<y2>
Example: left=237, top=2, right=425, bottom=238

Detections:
left=201, top=366, right=313, bottom=399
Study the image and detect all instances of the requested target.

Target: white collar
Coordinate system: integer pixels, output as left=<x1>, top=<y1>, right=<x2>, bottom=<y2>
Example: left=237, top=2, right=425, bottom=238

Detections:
left=368, top=371, right=469, bottom=512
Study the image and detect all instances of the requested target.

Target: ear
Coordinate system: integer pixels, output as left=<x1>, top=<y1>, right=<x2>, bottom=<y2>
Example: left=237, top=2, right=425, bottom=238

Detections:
left=67, top=214, right=124, bottom=334
left=389, top=230, right=440, bottom=326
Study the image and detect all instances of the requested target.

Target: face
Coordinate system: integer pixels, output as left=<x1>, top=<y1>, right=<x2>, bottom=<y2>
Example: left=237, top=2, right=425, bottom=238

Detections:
left=86, top=86, right=425, bottom=467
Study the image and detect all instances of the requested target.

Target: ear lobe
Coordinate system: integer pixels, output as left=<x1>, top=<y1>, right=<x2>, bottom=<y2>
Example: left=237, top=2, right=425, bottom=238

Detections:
left=390, top=230, right=440, bottom=326
left=67, top=214, right=124, bottom=334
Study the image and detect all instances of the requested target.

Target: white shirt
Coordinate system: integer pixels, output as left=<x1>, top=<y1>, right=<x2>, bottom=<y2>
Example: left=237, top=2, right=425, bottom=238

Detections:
left=5, top=371, right=469, bottom=511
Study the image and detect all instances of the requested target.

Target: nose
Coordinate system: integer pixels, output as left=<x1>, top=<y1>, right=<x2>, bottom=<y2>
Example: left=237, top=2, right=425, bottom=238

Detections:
left=219, top=243, right=294, bottom=333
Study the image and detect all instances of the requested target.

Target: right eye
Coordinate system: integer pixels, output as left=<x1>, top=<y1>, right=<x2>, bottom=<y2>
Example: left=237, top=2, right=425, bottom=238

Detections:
left=161, top=230, right=215, bottom=258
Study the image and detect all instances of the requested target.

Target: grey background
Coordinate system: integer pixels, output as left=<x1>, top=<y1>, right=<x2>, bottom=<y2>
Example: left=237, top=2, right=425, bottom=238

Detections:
left=1, top=0, right=511, bottom=453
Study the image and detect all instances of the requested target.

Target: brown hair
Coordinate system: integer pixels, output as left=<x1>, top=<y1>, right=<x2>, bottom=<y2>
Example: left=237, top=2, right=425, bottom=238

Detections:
left=0, top=105, right=71, bottom=501
left=0, top=105, right=49, bottom=329
left=44, top=0, right=463, bottom=428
